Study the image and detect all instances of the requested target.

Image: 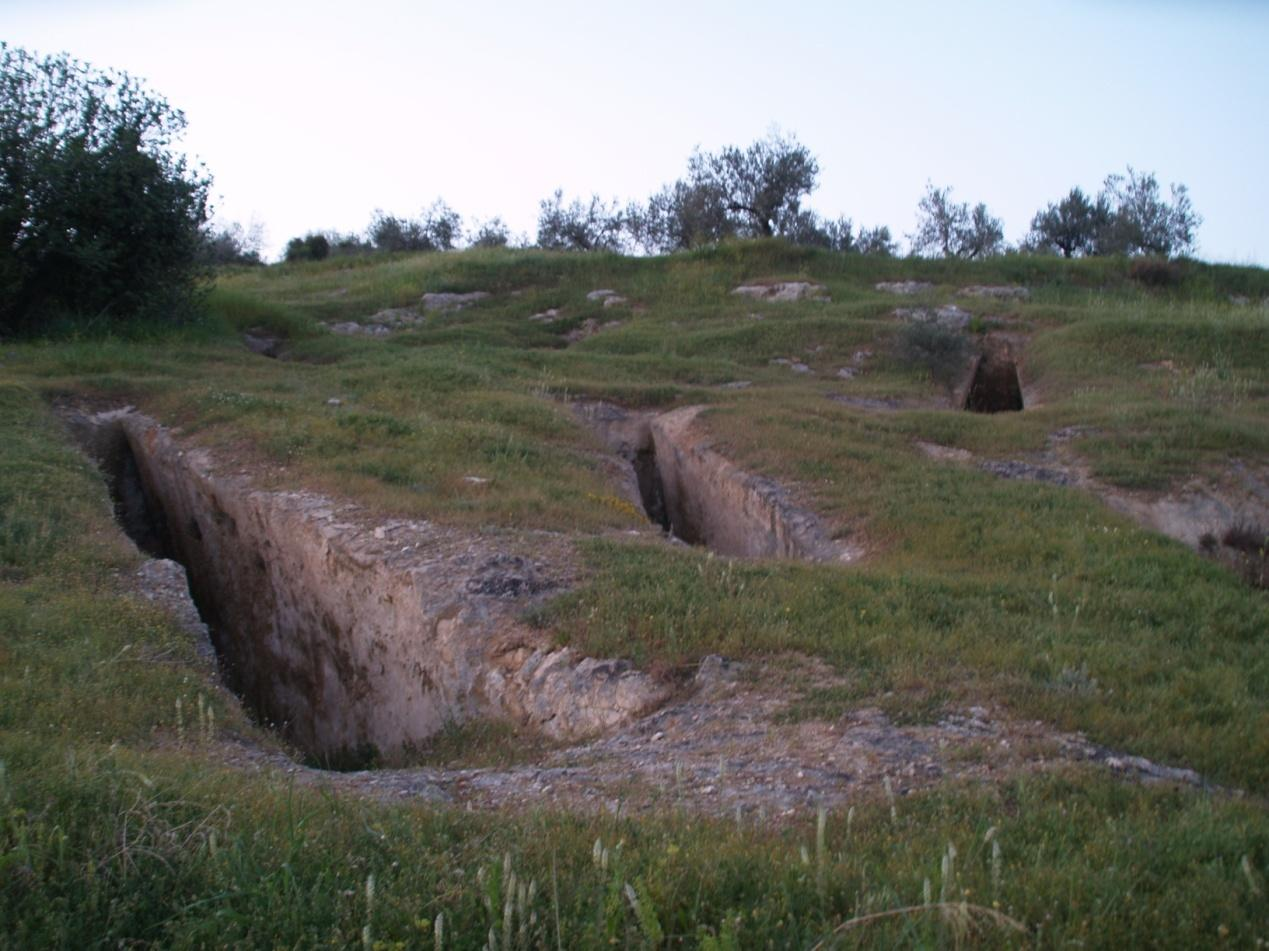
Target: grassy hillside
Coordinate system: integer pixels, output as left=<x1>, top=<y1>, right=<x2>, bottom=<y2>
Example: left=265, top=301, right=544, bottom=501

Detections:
left=1, top=243, right=1266, bottom=946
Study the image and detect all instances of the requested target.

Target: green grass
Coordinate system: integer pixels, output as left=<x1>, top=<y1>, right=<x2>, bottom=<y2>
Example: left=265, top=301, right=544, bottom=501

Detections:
left=4, top=745, right=1266, bottom=948
left=1, top=243, right=1267, bottom=945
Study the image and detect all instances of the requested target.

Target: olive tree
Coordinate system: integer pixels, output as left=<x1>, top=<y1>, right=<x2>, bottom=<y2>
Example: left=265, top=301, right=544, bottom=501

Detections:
left=1097, top=166, right=1199, bottom=257
left=368, top=199, right=462, bottom=253
left=781, top=212, right=897, bottom=255
left=535, top=190, right=626, bottom=252
left=631, top=179, right=731, bottom=253
left=688, top=131, right=819, bottom=238
left=1026, top=187, right=1108, bottom=258
left=1027, top=170, right=1200, bottom=258
left=0, top=44, right=211, bottom=332
left=910, top=183, right=1004, bottom=259
left=630, top=131, right=823, bottom=252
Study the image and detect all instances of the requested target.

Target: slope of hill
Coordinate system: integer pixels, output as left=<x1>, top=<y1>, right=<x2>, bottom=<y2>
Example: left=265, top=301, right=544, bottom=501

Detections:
left=1, top=243, right=1266, bottom=946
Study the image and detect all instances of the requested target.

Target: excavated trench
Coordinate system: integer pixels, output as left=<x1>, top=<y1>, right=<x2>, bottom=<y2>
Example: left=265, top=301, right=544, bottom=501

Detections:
left=578, top=402, right=856, bottom=562
left=65, top=409, right=668, bottom=768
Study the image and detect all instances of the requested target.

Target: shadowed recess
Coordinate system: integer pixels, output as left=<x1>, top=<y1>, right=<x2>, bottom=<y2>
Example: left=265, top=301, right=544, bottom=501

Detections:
left=965, top=355, right=1024, bottom=413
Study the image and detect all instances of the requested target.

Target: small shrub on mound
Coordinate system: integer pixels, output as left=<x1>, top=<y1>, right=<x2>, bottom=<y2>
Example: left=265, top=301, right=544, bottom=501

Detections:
left=1129, top=256, right=1186, bottom=288
left=284, top=233, right=331, bottom=262
left=894, top=321, right=972, bottom=390
left=1221, top=521, right=1267, bottom=588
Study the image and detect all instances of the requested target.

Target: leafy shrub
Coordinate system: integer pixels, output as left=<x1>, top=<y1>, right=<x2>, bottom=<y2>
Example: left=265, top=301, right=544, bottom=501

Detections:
left=782, top=211, right=857, bottom=251
left=854, top=225, right=898, bottom=256
left=284, top=233, right=330, bottom=262
left=782, top=213, right=897, bottom=255
left=894, top=321, right=973, bottom=389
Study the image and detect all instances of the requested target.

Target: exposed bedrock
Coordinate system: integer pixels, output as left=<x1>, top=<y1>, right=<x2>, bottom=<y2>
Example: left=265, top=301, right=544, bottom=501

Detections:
left=576, top=401, right=857, bottom=562
left=68, top=409, right=668, bottom=763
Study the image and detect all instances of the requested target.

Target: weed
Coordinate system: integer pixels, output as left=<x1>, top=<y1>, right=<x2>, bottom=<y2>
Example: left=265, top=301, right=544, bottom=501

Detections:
left=1169, top=352, right=1252, bottom=410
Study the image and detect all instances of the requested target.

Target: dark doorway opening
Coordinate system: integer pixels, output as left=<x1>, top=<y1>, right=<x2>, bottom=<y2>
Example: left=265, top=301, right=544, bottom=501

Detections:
left=633, top=447, right=671, bottom=532
left=102, top=435, right=173, bottom=558
left=965, top=356, right=1024, bottom=413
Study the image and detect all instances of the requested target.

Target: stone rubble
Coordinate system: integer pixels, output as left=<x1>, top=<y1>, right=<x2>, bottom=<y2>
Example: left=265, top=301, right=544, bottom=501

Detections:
left=960, top=285, right=1030, bottom=301
left=242, top=329, right=285, bottom=358
left=893, top=304, right=972, bottom=331
left=565, top=318, right=623, bottom=344
left=731, top=281, right=830, bottom=302
left=327, top=321, right=390, bottom=337
left=421, top=291, right=491, bottom=311
left=875, top=280, right=933, bottom=295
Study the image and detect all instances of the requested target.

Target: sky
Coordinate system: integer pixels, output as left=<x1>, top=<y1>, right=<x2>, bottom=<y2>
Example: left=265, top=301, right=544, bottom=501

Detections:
left=6, top=0, right=1268, bottom=263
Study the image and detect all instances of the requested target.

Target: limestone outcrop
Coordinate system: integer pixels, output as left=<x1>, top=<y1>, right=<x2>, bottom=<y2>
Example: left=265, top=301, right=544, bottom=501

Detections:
left=731, top=281, right=829, bottom=302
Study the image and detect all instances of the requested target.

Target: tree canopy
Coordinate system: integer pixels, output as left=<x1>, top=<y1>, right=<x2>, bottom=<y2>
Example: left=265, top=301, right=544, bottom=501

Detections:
left=1026, top=168, right=1200, bottom=258
left=689, top=131, right=819, bottom=239
left=535, top=190, right=627, bottom=252
left=0, top=44, right=211, bottom=333
left=909, top=184, right=1005, bottom=259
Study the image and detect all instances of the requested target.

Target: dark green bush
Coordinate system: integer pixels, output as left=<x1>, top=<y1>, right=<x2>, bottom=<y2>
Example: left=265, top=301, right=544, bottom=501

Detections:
left=1129, top=256, right=1186, bottom=288
left=284, top=233, right=331, bottom=262
left=0, top=44, right=211, bottom=334
left=894, top=320, right=973, bottom=389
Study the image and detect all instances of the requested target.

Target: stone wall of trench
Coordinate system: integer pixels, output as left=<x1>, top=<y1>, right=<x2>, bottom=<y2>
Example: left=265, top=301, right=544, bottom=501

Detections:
left=76, top=410, right=668, bottom=763
left=576, top=402, right=857, bottom=563
left=650, top=407, right=850, bottom=560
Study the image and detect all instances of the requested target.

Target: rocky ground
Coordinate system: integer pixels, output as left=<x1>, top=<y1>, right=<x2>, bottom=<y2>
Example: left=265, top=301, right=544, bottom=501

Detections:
left=208, top=650, right=1219, bottom=822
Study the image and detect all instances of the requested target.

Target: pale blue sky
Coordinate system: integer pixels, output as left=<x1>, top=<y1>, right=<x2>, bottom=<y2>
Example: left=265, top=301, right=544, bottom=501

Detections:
left=7, top=0, right=1268, bottom=263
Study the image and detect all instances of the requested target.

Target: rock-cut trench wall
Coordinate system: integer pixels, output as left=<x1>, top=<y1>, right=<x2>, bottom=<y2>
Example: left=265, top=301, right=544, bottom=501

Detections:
left=577, top=402, right=856, bottom=562
left=71, top=410, right=668, bottom=765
